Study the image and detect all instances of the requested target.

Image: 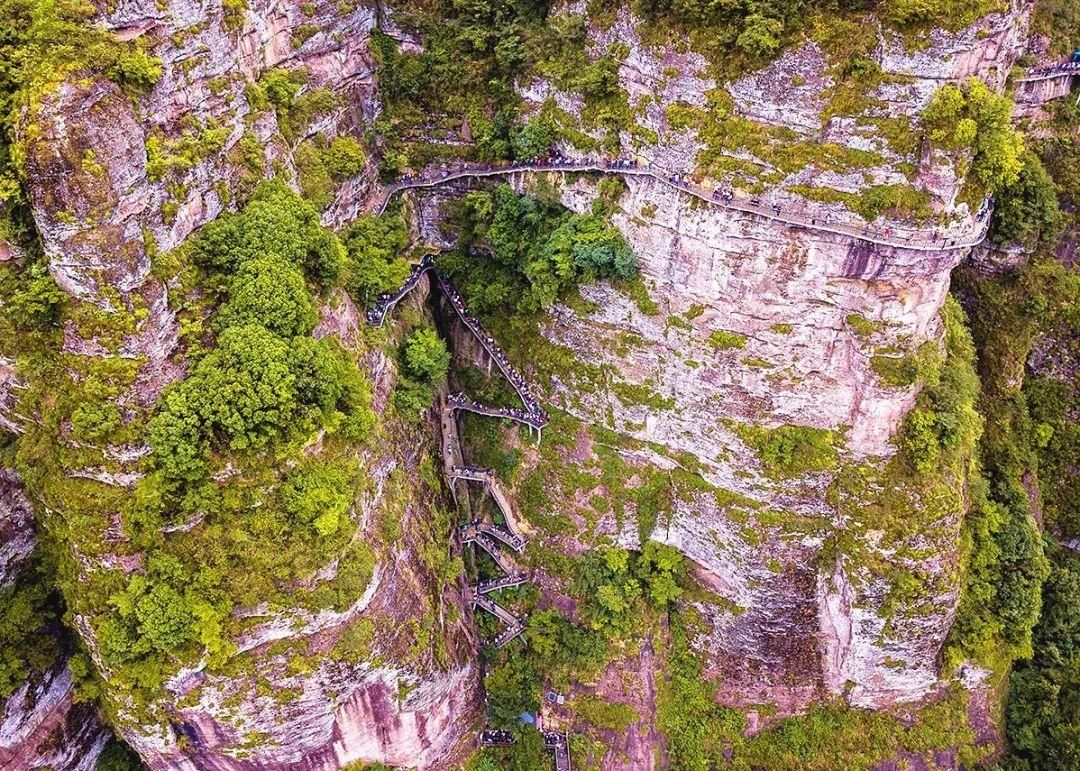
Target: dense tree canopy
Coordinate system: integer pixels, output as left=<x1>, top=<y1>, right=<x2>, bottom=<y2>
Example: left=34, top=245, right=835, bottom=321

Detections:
left=1006, top=552, right=1080, bottom=769
left=342, top=213, right=412, bottom=303
left=193, top=179, right=344, bottom=282
left=573, top=543, right=685, bottom=636
left=150, top=324, right=351, bottom=479
left=0, top=555, right=59, bottom=697
left=393, top=326, right=451, bottom=419
left=214, top=256, right=318, bottom=338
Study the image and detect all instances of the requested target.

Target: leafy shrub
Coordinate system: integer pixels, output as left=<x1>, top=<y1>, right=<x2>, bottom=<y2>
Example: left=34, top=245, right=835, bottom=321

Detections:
left=98, top=552, right=231, bottom=672
left=251, top=67, right=336, bottom=140
left=393, top=327, right=450, bottom=419
left=193, top=179, right=343, bottom=282
left=151, top=325, right=329, bottom=476
left=737, top=14, right=783, bottom=58
left=281, top=462, right=352, bottom=537
left=0, top=556, right=59, bottom=697
left=484, top=653, right=541, bottom=727
left=573, top=542, right=684, bottom=636
left=658, top=612, right=744, bottom=769
left=846, top=313, right=880, bottom=340
left=295, top=141, right=336, bottom=210
left=991, top=151, right=1063, bottom=246
left=402, top=327, right=451, bottom=383
left=943, top=284, right=1050, bottom=666
left=322, top=135, right=368, bottom=180
left=152, top=182, right=372, bottom=484
left=572, top=695, right=638, bottom=731
left=6, top=265, right=64, bottom=328
left=886, top=0, right=998, bottom=31
left=441, top=184, right=638, bottom=316
left=108, top=48, right=163, bottom=92
left=342, top=213, right=411, bottom=302
left=1005, top=551, right=1080, bottom=768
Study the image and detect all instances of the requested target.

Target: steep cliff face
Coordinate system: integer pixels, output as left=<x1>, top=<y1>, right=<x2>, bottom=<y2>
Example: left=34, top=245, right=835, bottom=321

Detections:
left=410, top=1, right=1032, bottom=714
left=9, top=0, right=1043, bottom=764
left=15, top=1, right=482, bottom=766
left=0, top=471, right=111, bottom=770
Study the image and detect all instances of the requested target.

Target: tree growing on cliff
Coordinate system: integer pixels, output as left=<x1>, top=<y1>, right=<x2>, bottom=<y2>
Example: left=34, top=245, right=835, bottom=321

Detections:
left=393, top=326, right=451, bottom=419
left=193, top=179, right=343, bottom=282
left=1005, top=551, right=1080, bottom=769
left=991, top=151, right=1063, bottom=247
left=402, top=326, right=451, bottom=383
left=923, top=78, right=1024, bottom=194
left=214, top=256, right=318, bottom=338
left=444, top=184, right=639, bottom=316
left=342, top=213, right=411, bottom=303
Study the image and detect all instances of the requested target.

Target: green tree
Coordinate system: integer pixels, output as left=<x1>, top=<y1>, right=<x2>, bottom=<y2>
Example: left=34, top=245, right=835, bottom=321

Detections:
left=342, top=214, right=411, bottom=302
left=923, top=79, right=1023, bottom=194
left=322, top=135, right=367, bottom=181
left=484, top=652, right=540, bottom=727
left=5, top=265, right=64, bottom=328
left=992, top=151, right=1063, bottom=246
left=511, top=118, right=556, bottom=160
left=1006, top=554, right=1080, bottom=767
left=215, top=256, right=318, bottom=338
left=108, top=48, right=163, bottom=92
left=402, top=327, right=450, bottom=384
left=0, top=557, right=58, bottom=697
left=193, top=179, right=342, bottom=281
left=280, top=462, right=352, bottom=537
left=737, top=14, right=784, bottom=58
left=153, top=324, right=298, bottom=456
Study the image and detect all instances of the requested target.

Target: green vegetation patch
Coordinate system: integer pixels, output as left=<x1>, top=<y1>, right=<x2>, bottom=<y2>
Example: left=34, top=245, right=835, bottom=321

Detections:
left=922, top=78, right=1023, bottom=199
left=438, top=183, right=637, bottom=316
left=708, top=329, right=747, bottom=350
left=736, top=423, right=840, bottom=478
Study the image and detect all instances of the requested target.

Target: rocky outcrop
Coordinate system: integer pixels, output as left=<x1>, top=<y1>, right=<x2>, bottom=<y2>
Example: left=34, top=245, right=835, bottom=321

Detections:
left=0, top=664, right=110, bottom=771
left=123, top=342, right=483, bottom=768
left=0, top=471, right=34, bottom=589
left=443, top=2, right=1034, bottom=713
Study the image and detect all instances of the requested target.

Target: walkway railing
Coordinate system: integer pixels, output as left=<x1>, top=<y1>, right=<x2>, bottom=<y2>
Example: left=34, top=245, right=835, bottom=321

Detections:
left=1018, top=61, right=1080, bottom=82
left=366, top=256, right=542, bottom=651
left=436, top=274, right=548, bottom=426
left=449, top=465, right=494, bottom=483
left=450, top=464, right=527, bottom=543
left=545, top=732, right=571, bottom=771
left=447, top=392, right=546, bottom=429
left=462, top=527, right=520, bottom=573
left=461, top=518, right=525, bottom=551
left=474, top=572, right=530, bottom=594
left=377, top=158, right=991, bottom=253
left=366, top=255, right=435, bottom=327
left=475, top=593, right=528, bottom=647
left=480, top=522, right=525, bottom=552
left=478, top=730, right=571, bottom=770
